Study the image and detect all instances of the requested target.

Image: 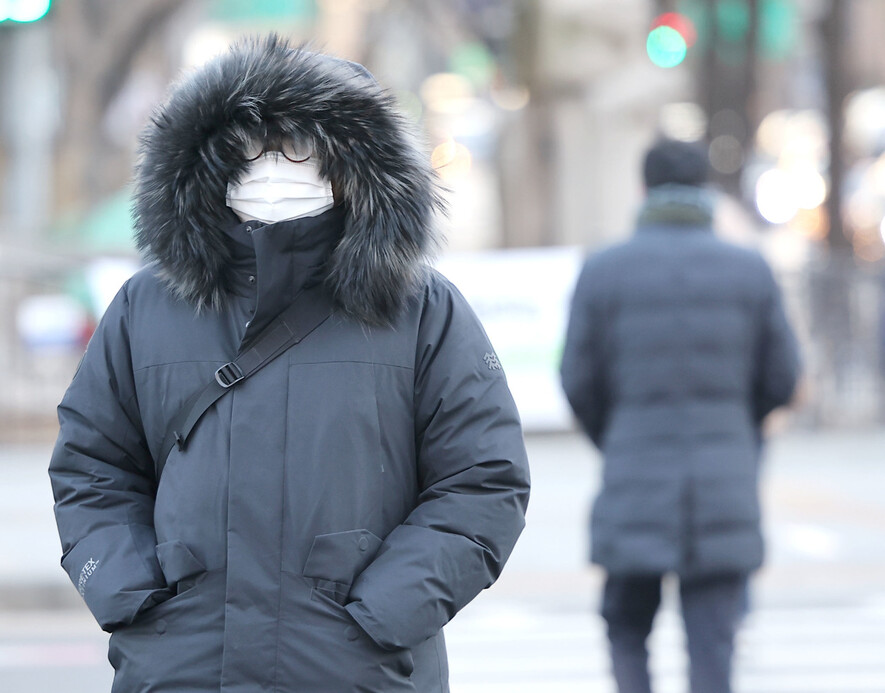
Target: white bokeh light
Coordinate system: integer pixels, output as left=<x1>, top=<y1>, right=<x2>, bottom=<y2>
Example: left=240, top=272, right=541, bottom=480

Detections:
left=182, top=25, right=231, bottom=69
left=756, top=169, right=799, bottom=225
left=793, top=169, right=828, bottom=210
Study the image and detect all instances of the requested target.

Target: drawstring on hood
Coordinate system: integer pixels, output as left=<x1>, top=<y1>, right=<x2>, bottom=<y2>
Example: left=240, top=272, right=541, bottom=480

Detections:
left=133, top=35, right=444, bottom=325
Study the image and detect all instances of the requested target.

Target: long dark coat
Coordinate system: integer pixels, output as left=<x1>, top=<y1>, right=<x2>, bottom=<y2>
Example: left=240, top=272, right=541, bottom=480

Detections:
left=560, top=220, right=799, bottom=578
left=49, top=38, right=529, bottom=693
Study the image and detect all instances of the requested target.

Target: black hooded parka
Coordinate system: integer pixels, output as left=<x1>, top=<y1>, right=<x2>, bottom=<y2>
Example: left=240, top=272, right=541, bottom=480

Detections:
left=560, top=187, right=799, bottom=579
left=49, top=38, right=530, bottom=693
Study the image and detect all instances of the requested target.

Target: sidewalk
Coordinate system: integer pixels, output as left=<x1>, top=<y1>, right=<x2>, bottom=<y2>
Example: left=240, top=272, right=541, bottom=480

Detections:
left=2, top=427, right=885, bottom=611
left=0, top=443, right=79, bottom=609
left=484, top=426, right=885, bottom=613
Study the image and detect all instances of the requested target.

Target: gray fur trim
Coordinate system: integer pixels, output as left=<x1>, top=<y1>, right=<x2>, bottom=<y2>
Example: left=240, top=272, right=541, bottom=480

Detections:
left=133, top=35, right=444, bottom=324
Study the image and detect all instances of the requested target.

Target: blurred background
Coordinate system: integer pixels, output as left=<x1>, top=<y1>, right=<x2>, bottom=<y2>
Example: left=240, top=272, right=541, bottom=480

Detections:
left=1, top=1, right=884, bottom=691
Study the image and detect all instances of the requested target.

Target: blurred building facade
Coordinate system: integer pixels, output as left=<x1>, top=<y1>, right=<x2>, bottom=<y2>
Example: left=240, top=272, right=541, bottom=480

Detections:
left=1, top=0, right=885, bottom=438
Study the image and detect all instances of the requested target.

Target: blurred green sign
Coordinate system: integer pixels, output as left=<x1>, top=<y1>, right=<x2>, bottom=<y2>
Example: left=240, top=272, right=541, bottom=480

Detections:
left=210, top=0, right=315, bottom=23
left=52, top=188, right=137, bottom=254
left=450, top=42, right=497, bottom=88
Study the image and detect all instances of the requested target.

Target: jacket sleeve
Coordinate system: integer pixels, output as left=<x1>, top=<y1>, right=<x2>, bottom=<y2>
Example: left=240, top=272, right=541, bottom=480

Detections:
left=49, top=281, right=169, bottom=632
left=753, top=261, right=802, bottom=423
left=559, top=255, right=609, bottom=447
left=344, top=276, right=530, bottom=650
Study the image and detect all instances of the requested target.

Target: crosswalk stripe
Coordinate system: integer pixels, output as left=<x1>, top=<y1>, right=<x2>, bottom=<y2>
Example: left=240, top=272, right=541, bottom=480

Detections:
left=445, top=600, right=885, bottom=692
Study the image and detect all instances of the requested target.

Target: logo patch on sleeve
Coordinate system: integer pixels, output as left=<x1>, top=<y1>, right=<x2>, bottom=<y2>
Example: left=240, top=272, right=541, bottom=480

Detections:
left=483, top=352, right=502, bottom=371
left=78, top=558, right=100, bottom=596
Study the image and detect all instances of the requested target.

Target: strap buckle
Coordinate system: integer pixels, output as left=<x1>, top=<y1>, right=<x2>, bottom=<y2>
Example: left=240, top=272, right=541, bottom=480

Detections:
left=214, top=362, right=245, bottom=388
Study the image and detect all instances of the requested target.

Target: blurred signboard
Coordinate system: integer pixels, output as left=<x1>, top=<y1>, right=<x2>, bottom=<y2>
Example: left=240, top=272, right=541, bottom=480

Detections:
left=16, top=258, right=140, bottom=353
left=17, top=294, right=89, bottom=351
left=436, top=246, right=585, bottom=432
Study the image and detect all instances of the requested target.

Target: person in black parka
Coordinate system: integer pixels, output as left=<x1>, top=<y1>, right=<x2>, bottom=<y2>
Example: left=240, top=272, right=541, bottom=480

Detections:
left=560, top=139, right=800, bottom=693
left=49, top=36, right=529, bottom=693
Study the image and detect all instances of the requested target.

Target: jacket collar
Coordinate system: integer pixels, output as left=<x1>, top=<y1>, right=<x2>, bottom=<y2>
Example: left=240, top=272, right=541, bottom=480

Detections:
left=636, top=184, right=715, bottom=230
left=223, top=205, right=345, bottom=342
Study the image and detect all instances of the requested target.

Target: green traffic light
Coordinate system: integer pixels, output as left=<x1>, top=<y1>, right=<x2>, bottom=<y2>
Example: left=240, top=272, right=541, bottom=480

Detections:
left=676, top=0, right=797, bottom=60
left=647, top=25, right=688, bottom=68
left=1, top=0, right=51, bottom=23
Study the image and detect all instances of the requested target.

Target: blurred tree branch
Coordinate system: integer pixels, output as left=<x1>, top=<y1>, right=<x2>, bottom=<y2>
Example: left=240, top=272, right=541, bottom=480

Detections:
left=53, top=0, right=192, bottom=215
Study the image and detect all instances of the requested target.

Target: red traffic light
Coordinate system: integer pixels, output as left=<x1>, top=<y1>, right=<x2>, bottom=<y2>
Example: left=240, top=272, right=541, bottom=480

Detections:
left=651, top=12, right=697, bottom=48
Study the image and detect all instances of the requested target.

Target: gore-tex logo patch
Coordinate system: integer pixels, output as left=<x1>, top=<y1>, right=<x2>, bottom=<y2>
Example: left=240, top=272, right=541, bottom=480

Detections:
left=483, top=352, right=502, bottom=371
left=78, top=558, right=100, bottom=596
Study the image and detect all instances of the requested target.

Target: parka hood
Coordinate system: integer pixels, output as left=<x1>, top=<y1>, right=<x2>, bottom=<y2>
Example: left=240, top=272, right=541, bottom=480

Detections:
left=134, top=35, right=444, bottom=324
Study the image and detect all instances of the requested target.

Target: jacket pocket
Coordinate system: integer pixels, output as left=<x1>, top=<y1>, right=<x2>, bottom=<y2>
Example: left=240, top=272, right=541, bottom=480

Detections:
left=303, top=529, right=382, bottom=604
left=308, top=583, right=415, bottom=685
left=155, top=540, right=206, bottom=592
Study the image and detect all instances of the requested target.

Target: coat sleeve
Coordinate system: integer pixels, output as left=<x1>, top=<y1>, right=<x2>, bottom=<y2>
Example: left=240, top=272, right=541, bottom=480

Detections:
left=344, top=276, right=530, bottom=650
left=559, top=255, right=609, bottom=447
left=753, top=261, right=802, bottom=423
left=49, top=281, right=169, bottom=632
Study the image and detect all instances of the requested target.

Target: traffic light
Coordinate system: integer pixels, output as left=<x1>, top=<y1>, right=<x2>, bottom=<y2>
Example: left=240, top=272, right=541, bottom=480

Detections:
left=647, top=12, right=696, bottom=68
left=0, top=0, right=52, bottom=23
left=678, top=0, right=797, bottom=60
left=647, top=1, right=797, bottom=68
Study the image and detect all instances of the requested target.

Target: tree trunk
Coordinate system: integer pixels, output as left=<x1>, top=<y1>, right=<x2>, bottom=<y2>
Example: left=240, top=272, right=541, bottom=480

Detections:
left=52, top=0, right=190, bottom=215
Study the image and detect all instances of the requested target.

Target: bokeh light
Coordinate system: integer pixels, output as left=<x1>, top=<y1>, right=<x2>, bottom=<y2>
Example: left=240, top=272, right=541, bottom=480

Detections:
left=710, top=109, right=746, bottom=141
left=781, top=111, right=828, bottom=165
left=450, top=42, right=496, bottom=89
left=646, top=25, right=688, bottom=69
left=847, top=189, right=884, bottom=232
left=659, top=102, right=707, bottom=142
left=420, top=73, right=475, bottom=115
left=651, top=12, right=697, bottom=47
left=1, top=0, right=51, bottom=22
left=871, top=155, right=885, bottom=195
left=792, top=169, right=827, bottom=210
left=756, top=169, right=799, bottom=224
left=182, top=26, right=231, bottom=69
left=844, top=87, right=885, bottom=154
left=792, top=206, right=828, bottom=242
left=490, top=86, right=530, bottom=112
left=756, top=109, right=827, bottom=164
left=431, top=138, right=472, bottom=183
left=756, top=110, right=792, bottom=158
left=709, top=134, right=743, bottom=174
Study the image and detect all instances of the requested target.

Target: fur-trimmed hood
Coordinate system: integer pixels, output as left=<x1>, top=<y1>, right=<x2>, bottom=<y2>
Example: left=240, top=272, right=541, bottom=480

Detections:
left=134, top=35, right=443, bottom=325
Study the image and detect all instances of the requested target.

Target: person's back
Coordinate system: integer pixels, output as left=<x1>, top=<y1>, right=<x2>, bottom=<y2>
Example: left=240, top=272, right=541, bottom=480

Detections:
left=561, top=139, right=800, bottom=693
left=583, top=222, right=791, bottom=575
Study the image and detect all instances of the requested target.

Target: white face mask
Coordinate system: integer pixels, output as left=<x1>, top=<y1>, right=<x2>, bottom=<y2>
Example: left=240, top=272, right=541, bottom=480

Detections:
left=225, top=153, right=335, bottom=225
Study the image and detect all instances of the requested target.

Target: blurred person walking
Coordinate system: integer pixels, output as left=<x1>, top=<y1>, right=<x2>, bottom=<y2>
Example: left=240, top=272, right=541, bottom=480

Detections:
left=560, top=139, right=800, bottom=693
left=48, top=36, right=529, bottom=692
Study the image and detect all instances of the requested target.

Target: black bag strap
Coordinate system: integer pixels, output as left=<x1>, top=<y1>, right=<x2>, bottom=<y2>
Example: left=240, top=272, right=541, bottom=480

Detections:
left=156, top=284, right=335, bottom=477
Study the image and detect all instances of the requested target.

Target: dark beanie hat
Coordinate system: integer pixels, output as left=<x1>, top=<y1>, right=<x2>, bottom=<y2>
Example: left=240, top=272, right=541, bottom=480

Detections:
left=643, top=139, right=709, bottom=189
